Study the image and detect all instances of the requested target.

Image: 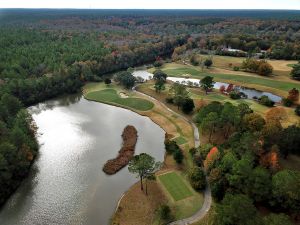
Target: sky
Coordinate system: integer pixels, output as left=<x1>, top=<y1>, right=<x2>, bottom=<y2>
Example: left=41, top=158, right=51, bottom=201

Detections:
left=0, top=0, right=300, bottom=10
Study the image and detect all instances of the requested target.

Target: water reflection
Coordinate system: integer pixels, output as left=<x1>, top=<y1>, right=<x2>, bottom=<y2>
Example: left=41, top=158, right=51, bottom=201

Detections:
left=0, top=94, right=165, bottom=225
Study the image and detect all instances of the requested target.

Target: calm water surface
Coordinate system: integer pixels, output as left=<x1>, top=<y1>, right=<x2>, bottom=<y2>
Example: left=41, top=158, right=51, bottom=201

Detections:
left=0, top=94, right=165, bottom=225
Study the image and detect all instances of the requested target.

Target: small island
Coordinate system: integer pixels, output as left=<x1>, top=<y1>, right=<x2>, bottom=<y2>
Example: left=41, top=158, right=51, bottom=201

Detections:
left=103, top=125, right=138, bottom=175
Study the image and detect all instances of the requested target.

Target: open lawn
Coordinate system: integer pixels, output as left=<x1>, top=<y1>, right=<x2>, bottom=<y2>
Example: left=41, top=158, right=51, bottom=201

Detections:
left=153, top=62, right=300, bottom=97
left=158, top=172, right=193, bottom=201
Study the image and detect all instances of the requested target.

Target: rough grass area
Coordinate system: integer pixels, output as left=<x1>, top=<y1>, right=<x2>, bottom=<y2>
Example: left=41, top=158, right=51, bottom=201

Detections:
left=154, top=61, right=300, bottom=97
left=86, top=89, right=154, bottom=111
left=111, top=181, right=167, bottom=225
left=158, top=172, right=193, bottom=201
left=164, top=67, right=300, bottom=94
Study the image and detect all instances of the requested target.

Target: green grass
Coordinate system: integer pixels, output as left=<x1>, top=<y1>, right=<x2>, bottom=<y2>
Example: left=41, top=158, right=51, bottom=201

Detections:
left=173, top=136, right=187, bottom=145
left=163, top=66, right=300, bottom=95
left=85, top=89, right=154, bottom=111
left=158, top=172, right=193, bottom=201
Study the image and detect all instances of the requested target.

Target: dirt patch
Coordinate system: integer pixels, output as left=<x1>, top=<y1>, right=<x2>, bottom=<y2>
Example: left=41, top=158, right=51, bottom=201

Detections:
left=103, top=125, right=138, bottom=175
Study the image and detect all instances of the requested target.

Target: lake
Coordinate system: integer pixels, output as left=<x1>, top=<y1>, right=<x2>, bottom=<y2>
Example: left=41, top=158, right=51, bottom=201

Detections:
left=0, top=94, right=165, bottom=225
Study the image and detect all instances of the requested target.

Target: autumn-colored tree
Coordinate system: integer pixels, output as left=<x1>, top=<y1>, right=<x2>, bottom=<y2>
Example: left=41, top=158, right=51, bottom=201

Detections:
left=204, top=146, right=219, bottom=171
left=287, top=88, right=299, bottom=103
left=259, top=145, right=280, bottom=172
left=262, top=120, right=283, bottom=148
left=194, top=99, right=207, bottom=111
left=258, top=62, right=273, bottom=76
left=265, top=107, right=287, bottom=122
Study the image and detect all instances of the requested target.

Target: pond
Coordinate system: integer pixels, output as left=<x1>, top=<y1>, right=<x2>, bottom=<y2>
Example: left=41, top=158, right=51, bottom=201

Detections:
left=132, top=70, right=282, bottom=103
left=0, top=94, right=165, bottom=225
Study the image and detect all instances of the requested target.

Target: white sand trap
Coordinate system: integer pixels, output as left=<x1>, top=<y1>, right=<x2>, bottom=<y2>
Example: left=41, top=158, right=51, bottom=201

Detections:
left=119, top=92, right=128, bottom=98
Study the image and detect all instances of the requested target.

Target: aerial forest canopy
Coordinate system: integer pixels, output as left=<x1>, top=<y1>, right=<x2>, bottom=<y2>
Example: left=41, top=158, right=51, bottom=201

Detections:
left=0, top=9, right=300, bottom=217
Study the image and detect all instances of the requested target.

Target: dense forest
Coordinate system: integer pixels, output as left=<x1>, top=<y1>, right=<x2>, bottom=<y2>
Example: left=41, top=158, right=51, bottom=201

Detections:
left=195, top=102, right=300, bottom=224
left=1, top=9, right=300, bottom=212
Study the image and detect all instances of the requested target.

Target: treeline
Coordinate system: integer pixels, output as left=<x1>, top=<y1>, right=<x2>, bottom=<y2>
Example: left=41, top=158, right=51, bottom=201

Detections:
left=0, top=94, right=38, bottom=205
left=193, top=102, right=300, bottom=224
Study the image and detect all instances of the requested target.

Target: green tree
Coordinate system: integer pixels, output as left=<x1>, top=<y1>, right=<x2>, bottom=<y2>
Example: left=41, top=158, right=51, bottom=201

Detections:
left=200, top=76, right=215, bottom=94
left=169, top=83, right=189, bottom=109
left=278, top=125, right=300, bottom=157
left=153, top=70, right=167, bottom=82
left=104, top=78, right=111, bottom=86
left=173, top=148, right=184, bottom=164
left=290, top=63, right=300, bottom=80
left=128, top=153, right=161, bottom=191
left=237, top=103, right=253, bottom=118
left=248, top=167, right=271, bottom=202
left=263, top=213, right=293, bottom=225
left=200, top=112, right=219, bottom=143
left=181, top=97, right=195, bottom=114
left=216, top=193, right=260, bottom=225
left=204, top=58, right=213, bottom=68
left=271, top=170, right=300, bottom=212
left=188, top=167, right=206, bottom=190
left=242, top=113, right=265, bottom=132
left=220, top=102, right=240, bottom=138
left=154, top=79, right=165, bottom=93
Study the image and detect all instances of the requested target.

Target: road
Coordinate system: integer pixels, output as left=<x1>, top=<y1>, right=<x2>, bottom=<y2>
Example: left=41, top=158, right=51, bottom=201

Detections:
left=134, top=86, right=212, bottom=225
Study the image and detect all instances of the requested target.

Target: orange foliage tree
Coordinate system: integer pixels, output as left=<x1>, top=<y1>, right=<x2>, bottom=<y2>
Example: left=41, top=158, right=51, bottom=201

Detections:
left=265, top=107, right=287, bottom=122
left=204, top=147, right=219, bottom=171
left=259, top=145, right=280, bottom=172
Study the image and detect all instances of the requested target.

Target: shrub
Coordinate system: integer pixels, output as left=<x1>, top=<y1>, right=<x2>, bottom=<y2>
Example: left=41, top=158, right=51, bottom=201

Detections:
left=282, top=98, right=293, bottom=107
left=287, top=88, right=299, bottom=103
left=290, top=63, right=300, bottom=80
left=158, top=204, right=171, bottom=220
left=164, top=140, right=179, bottom=154
left=188, top=167, right=206, bottom=190
left=233, top=66, right=240, bottom=71
left=173, top=148, right=184, bottom=164
left=181, top=98, right=195, bottom=114
left=259, top=95, right=275, bottom=107
left=295, top=105, right=300, bottom=116
left=229, top=91, right=241, bottom=99
left=258, top=62, right=273, bottom=76
left=153, top=60, right=163, bottom=67
left=104, top=78, right=112, bottom=85
left=165, top=97, right=174, bottom=104
left=204, top=58, right=213, bottom=68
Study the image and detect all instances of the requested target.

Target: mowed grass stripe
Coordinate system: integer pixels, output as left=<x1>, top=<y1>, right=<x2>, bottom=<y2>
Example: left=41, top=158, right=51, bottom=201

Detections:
left=159, top=172, right=193, bottom=201
left=86, top=89, right=154, bottom=111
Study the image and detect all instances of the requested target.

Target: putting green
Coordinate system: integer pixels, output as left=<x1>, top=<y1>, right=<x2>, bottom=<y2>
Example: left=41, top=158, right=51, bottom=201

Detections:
left=158, top=172, right=193, bottom=201
left=86, top=89, right=154, bottom=111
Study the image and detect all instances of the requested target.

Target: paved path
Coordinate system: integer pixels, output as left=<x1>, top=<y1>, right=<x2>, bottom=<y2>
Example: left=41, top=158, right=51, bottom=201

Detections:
left=134, top=86, right=212, bottom=225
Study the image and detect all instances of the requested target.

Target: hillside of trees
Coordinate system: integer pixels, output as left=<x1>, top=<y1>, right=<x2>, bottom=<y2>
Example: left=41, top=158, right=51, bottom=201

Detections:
left=194, top=102, right=300, bottom=224
left=1, top=9, right=300, bottom=211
